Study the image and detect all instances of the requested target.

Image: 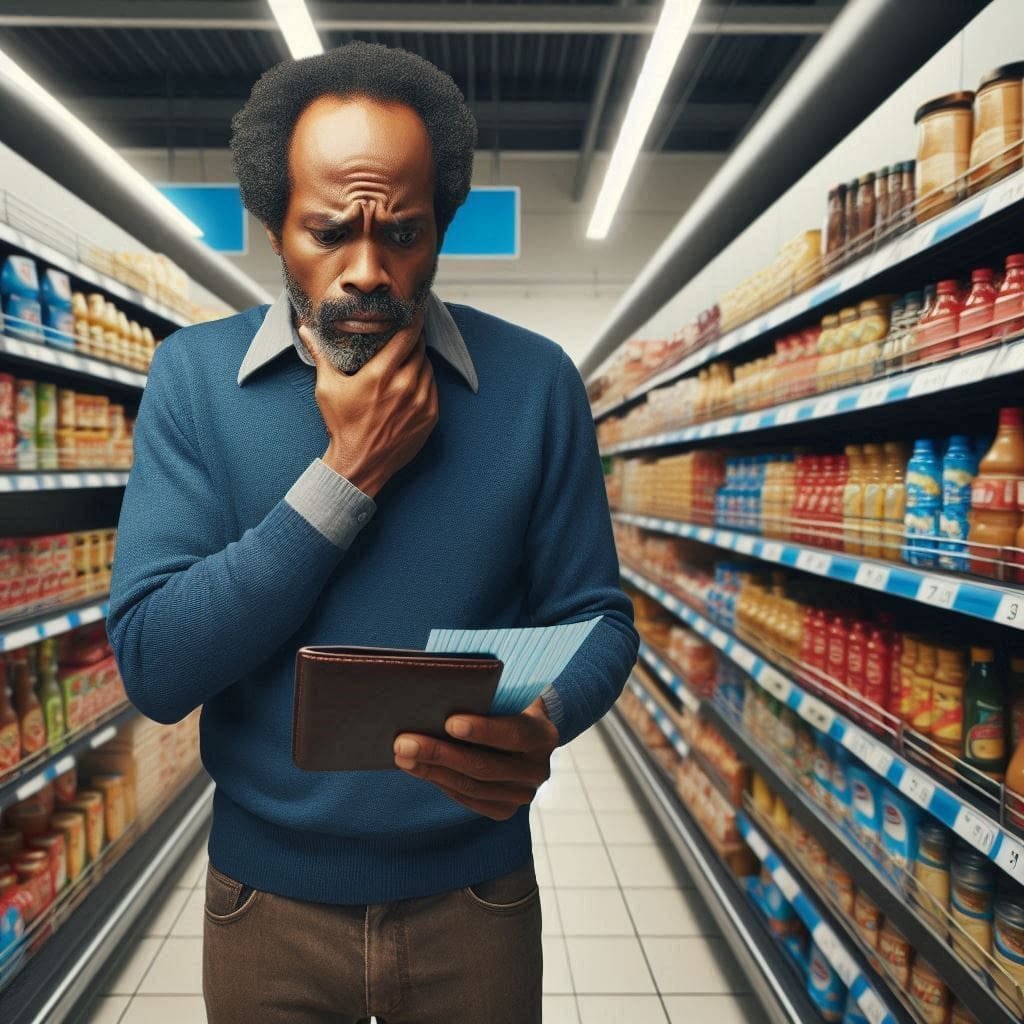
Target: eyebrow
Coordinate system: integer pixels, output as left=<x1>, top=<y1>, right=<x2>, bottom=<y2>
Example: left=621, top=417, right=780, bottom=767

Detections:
left=304, top=210, right=429, bottom=229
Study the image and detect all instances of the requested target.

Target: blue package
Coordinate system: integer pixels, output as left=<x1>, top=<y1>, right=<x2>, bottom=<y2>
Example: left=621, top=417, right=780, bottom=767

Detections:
left=813, top=734, right=836, bottom=811
left=904, top=503, right=940, bottom=567
left=882, top=787, right=921, bottom=880
left=807, top=942, right=846, bottom=1023
left=0, top=255, right=43, bottom=342
left=42, top=307, right=75, bottom=350
left=847, top=763, right=883, bottom=859
left=40, top=267, right=72, bottom=310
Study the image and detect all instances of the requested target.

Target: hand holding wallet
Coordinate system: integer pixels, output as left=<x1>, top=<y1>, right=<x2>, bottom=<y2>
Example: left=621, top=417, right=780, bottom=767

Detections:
left=293, top=645, right=503, bottom=771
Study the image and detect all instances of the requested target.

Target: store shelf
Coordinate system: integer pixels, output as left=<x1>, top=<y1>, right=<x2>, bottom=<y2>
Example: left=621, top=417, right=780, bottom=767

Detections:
left=736, top=813, right=901, bottom=1024
left=0, top=473, right=129, bottom=493
left=0, top=597, right=109, bottom=653
left=0, top=333, right=147, bottom=391
left=0, top=702, right=137, bottom=814
left=614, top=512, right=1024, bottom=633
left=601, top=333, right=1024, bottom=455
left=626, top=676, right=691, bottom=758
left=592, top=168, right=1024, bottom=422
left=602, top=706, right=824, bottom=1024
left=704, top=698, right=1020, bottom=1024
left=637, top=639, right=701, bottom=714
left=2, top=771, right=213, bottom=1024
left=620, top=562, right=1024, bottom=892
left=0, top=217, right=191, bottom=331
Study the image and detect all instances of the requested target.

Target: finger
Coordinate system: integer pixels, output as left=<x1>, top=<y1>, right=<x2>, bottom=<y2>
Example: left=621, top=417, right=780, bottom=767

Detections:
left=443, top=709, right=558, bottom=754
left=395, top=734, right=546, bottom=787
left=397, top=759, right=537, bottom=806
left=432, top=781, right=525, bottom=821
left=366, top=314, right=427, bottom=378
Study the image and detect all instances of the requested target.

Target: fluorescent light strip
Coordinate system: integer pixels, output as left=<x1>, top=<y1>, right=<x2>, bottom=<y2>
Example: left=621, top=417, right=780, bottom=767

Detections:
left=268, top=0, right=324, bottom=59
left=0, top=49, right=205, bottom=241
left=586, top=0, right=700, bottom=241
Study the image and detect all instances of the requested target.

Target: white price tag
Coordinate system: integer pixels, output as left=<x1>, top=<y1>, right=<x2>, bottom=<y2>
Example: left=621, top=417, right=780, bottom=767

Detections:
left=813, top=395, right=840, bottom=419
left=855, top=563, right=891, bottom=592
left=995, top=593, right=1024, bottom=630
left=796, top=550, right=832, bottom=576
left=843, top=729, right=877, bottom=764
left=710, top=628, right=728, bottom=649
left=698, top=423, right=714, bottom=439
left=737, top=536, right=756, bottom=555
left=813, top=925, right=843, bottom=965
left=680, top=689, right=700, bottom=714
left=657, top=663, right=673, bottom=684
left=740, top=414, right=761, bottom=432
left=53, top=754, right=75, bottom=775
left=760, top=667, right=793, bottom=702
left=45, top=616, right=71, bottom=638
left=830, top=948, right=860, bottom=988
left=89, top=725, right=117, bottom=750
left=917, top=576, right=960, bottom=610
left=776, top=405, right=799, bottom=425
left=14, top=775, right=46, bottom=802
left=674, top=738, right=690, bottom=758
left=745, top=826, right=770, bottom=861
left=998, top=340, right=1024, bottom=376
left=800, top=695, right=835, bottom=733
left=908, top=365, right=949, bottom=398
left=858, top=989, right=889, bottom=1024
left=697, top=527, right=713, bottom=543
left=947, top=352, right=992, bottom=390
left=17, top=477, right=39, bottom=492
left=855, top=382, right=889, bottom=409
left=733, top=647, right=757, bottom=672
left=953, top=805, right=998, bottom=854
left=774, top=868, right=801, bottom=902
left=982, top=170, right=1024, bottom=216
left=761, top=542, right=784, bottom=563
left=899, top=768, right=936, bottom=809
left=867, top=746, right=895, bottom=777
left=996, top=834, right=1024, bottom=882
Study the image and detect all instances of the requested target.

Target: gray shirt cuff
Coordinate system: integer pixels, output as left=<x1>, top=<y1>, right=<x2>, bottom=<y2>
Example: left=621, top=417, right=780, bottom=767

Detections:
left=284, top=458, right=376, bottom=549
left=540, top=684, right=566, bottom=742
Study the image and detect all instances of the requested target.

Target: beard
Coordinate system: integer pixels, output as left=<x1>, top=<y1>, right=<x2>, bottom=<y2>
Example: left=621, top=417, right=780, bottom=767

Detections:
left=283, top=259, right=437, bottom=374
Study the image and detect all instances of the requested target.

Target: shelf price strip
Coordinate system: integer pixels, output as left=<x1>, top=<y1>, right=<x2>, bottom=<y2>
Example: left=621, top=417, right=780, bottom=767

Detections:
left=737, top=813, right=897, bottom=1024
left=0, top=334, right=147, bottom=390
left=0, top=599, right=110, bottom=653
left=592, top=168, right=1024, bottom=423
left=627, top=677, right=690, bottom=759
left=620, top=563, right=1024, bottom=890
left=637, top=640, right=701, bottom=714
left=0, top=472, right=129, bottom=493
left=614, top=512, right=1024, bottom=633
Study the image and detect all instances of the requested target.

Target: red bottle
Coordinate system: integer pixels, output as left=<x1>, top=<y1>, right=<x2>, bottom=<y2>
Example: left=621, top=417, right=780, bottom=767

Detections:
left=846, top=619, right=869, bottom=716
left=826, top=613, right=848, bottom=696
left=793, top=456, right=815, bottom=545
left=864, top=627, right=893, bottom=733
left=829, top=455, right=849, bottom=551
left=804, top=458, right=826, bottom=548
left=995, top=254, right=1024, bottom=340
left=913, top=279, right=962, bottom=362
left=959, top=267, right=997, bottom=350
left=809, top=608, right=829, bottom=677
left=889, top=632, right=905, bottom=721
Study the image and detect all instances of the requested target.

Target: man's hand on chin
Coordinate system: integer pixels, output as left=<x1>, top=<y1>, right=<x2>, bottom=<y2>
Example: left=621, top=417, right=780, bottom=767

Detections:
left=393, top=696, right=560, bottom=820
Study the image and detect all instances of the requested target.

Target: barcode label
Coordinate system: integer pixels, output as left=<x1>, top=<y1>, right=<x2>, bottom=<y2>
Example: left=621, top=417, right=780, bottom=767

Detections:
left=774, top=868, right=801, bottom=902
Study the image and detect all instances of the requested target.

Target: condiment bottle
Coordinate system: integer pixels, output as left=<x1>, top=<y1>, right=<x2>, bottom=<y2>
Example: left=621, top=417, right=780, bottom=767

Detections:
left=898, top=636, right=920, bottom=724
left=959, top=267, right=997, bottom=350
left=951, top=842, right=995, bottom=970
left=842, top=445, right=865, bottom=554
left=915, top=92, right=975, bottom=222
left=910, top=639, right=938, bottom=738
left=843, top=178, right=859, bottom=256
left=846, top=619, right=868, bottom=720
left=826, top=184, right=846, bottom=257
left=863, top=627, right=892, bottom=730
left=0, top=661, right=21, bottom=772
left=889, top=631, right=905, bottom=719
left=1010, top=650, right=1024, bottom=749
left=826, top=614, right=848, bottom=695
left=857, top=172, right=876, bottom=241
left=968, top=407, right=1024, bottom=578
left=861, top=443, right=886, bottom=559
left=931, top=645, right=967, bottom=761
left=882, top=442, right=909, bottom=562
left=994, top=253, right=1024, bottom=340
left=913, top=279, right=963, bottom=362
left=969, top=62, right=1024, bottom=193
left=963, top=647, right=1007, bottom=781
left=11, top=659, right=45, bottom=757
left=38, top=650, right=65, bottom=753
left=809, top=607, right=829, bottom=676
left=875, top=166, right=891, bottom=230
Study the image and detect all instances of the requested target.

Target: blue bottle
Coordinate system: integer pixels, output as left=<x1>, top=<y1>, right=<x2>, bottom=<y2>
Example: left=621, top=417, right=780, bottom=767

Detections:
left=904, top=439, right=942, bottom=567
left=939, top=435, right=977, bottom=571
left=0, top=255, right=43, bottom=342
left=40, top=268, right=75, bottom=351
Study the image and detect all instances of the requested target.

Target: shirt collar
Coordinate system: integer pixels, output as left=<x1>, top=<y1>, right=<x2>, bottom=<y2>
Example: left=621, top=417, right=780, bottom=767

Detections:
left=237, top=289, right=479, bottom=393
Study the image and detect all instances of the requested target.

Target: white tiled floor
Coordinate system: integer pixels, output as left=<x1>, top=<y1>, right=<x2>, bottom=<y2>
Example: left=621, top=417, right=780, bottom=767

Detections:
left=80, top=726, right=759, bottom=1024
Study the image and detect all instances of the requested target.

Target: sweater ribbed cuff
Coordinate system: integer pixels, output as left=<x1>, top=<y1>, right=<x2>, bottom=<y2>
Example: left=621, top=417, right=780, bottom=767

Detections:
left=540, top=684, right=566, bottom=743
left=284, top=458, right=376, bottom=549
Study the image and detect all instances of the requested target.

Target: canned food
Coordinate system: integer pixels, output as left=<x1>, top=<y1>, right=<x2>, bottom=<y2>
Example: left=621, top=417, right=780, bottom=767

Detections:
left=28, top=831, right=67, bottom=893
left=90, top=774, right=125, bottom=843
left=61, top=791, right=104, bottom=861
left=910, top=956, right=952, bottom=1024
left=951, top=844, right=995, bottom=969
left=49, top=812, right=85, bottom=882
left=53, top=766, right=77, bottom=805
left=0, top=829, right=23, bottom=862
left=878, top=919, right=912, bottom=987
left=13, top=850, right=54, bottom=922
left=5, top=799, right=50, bottom=838
left=994, top=887, right=1024, bottom=1004
left=916, top=819, right=952, bottom=924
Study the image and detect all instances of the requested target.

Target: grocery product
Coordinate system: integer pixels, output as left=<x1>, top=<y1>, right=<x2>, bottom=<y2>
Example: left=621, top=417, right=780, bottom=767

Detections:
left=904, top=439, right=942, bottom=567
left=39, top=269, right=74, bottom=351
left=968, top=407, right=1024, bottom=578
left=0, top=663, right=20, bottom=773
left=15, top=378, right=36, bottom=471
left=910, top=956, right=952, bottom=1024
left=878, top=918, right=912, bottom=986
left=995, top=253, right=1024, bottom=339
left=915, top=92, right=975, bottom=222
left=969, top=62, right=1024, bottom=192
left=951, top=843, right=995, bottom=969
left=10, top=658, right=45, bottom=759
left=1, top=256, right=43, bottom=343
left=994, top=884, right=1024, bottom=999
left=915, top=818, right=953, bottom=923
left=940, top=436, right=978, bottom=571
left=49, top=811, right=85, bottom=884
left=807, top=941, right=846, bottom=1022
left=960, top=267, right=998, bottom=350
left=881, top=788, right=920, bottom=879
left=963, top=647, right=1008, bottom=780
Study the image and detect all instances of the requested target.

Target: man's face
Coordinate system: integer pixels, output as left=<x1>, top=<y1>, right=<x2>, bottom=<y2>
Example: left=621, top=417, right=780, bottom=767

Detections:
left=270, top=95, right=439, bottom=373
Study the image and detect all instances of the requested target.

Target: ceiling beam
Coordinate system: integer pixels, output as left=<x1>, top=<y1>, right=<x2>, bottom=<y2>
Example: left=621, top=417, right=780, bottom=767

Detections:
left=0, top=2, right=841, bottom=36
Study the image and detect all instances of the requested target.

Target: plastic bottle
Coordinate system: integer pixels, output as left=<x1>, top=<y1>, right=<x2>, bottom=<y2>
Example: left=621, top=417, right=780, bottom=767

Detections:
left=910, top=639, right=938, bottom=738
left=863, top=627, right=892, bottom=731
left=37, top=646, right=65, bottom=753
left=860, top=444, right=886, bottom=559
left=994, top=253, right=1024, bottom=340
left=826, top=614, right=848, bottom=696
left=828, top=455, right=848, bottom=551
left=0, top=661, right=21, bottom=773
left=10, top=659, right=45, bottom=758
left=882, top=442, right=909, bottom=562
left=1010, top=650, right=1024, bottom=750
left=913, top=279, right=962, bottom=362
left=846, top=619, right=868, bottom=720
left=940, top=435, right=978, bottom=571
left=897, top=635, right=920, bottom=724
left=904, top=439, right=942, bottom=567
left=968, top=408, right=1024, bottom=578
left=931, top=645, right=968, bottom=762
left=963, top=647, right=1008, bottom=781
left=959, top=267, right=997, bottom=350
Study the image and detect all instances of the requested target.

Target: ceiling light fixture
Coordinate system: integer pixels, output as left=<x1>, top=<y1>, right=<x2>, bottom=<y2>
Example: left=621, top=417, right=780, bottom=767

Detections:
left=0, top=47, right=205, bottom=240
left=268, top=0, right=324, bottom=59
left=586, top=0, right=700, bottom=240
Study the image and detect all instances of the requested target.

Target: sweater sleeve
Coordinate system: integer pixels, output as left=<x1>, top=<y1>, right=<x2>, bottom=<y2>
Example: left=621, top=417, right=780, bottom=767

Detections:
left=107, top=341, right=372, bottom=724
left=527, top=350, right=639, bottom=745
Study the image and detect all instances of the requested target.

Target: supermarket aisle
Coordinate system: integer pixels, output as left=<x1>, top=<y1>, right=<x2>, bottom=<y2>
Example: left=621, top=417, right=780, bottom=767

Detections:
left=81, top=725, right=757, bottom=1024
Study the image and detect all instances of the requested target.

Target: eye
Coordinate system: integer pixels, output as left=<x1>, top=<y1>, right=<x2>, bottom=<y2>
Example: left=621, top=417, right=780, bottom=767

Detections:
left=390, top=227, right=420, bottom=248
left=311, top=227, right=346, bottom=246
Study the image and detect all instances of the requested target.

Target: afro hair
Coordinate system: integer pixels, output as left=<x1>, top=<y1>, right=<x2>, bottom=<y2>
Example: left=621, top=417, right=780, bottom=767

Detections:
left=230, top=41, right=477, bottom=248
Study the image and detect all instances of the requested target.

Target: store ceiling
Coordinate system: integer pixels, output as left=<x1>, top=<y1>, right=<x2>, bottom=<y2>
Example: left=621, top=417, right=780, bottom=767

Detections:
left=0, top=0, right=844, bottom=185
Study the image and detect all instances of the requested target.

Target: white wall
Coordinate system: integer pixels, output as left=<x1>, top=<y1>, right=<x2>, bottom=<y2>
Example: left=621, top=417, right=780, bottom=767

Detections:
left=623, top=0, right=1024, bottom=355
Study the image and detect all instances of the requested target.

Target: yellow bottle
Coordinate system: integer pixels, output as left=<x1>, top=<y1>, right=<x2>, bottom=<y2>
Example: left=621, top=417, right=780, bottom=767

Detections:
left=882, top=442, right=910, bottom=562
left=861, top=444, right=886, bottom=559
left=843, top=445, right=866, bottom=554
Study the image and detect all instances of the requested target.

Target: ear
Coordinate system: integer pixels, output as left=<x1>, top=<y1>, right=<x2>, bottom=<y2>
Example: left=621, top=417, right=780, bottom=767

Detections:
left=265, top=227, right=282, bottom=256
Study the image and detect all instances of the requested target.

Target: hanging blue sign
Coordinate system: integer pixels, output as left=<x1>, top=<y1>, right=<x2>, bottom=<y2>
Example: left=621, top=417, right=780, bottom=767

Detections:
left=441, top=187, right=520, bottom=259
left=157, top=184, right=247, bottom=254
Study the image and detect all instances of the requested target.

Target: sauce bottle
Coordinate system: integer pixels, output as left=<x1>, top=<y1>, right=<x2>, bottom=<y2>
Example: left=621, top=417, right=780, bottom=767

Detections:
left=0, top=661, right=21, bottom=772
left=963, top=647, right=1007, bottom=781
left=932, top=645, right=968, bottom=762
left=959, top=267, right=997, bottom=350
left=1010, top=650, right=1024, bottom=750
left=11, top=659, right=46, bottom=758
left=861, top=443, right=886, bottom=559
left=864, top=627, right=892, bottom=731
left=898, top=636, right=920, bottom=724
left=882, top=442, right=909, bottom=562
left=826, top=614, right=848, bottom=696
left=826, top=184, right=846, bottom=257
left=968, top=407, right=1024, bottom=578
left=827, top=454, right=848, bottom=550
left=913, top=279, right=963, bottom=363
left=994, top=253, right=1024, bottom=340
left=846, top=619, right=868, bottom=720
left=809, top=607, right=829, bottom=677
left=38, top=646, right=65, bottom=753
left=843, top=446, right=866, bottom=554
left=910, top=639, right=938, bottom=738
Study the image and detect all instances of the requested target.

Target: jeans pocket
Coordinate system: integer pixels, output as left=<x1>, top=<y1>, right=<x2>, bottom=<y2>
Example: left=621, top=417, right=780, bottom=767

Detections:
left=464, top=861, right=539, bottom=912
left=205, top=865, right=261, bottom=924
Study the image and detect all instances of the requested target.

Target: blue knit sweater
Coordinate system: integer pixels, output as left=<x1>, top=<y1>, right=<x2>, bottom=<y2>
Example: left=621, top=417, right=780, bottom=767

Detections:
left=108, top=301, right=638, bottom=904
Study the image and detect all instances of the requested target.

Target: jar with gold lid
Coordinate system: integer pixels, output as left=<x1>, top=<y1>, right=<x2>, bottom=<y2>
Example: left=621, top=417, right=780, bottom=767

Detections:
left=969, top=62, right=1024, bottom=193
left=915, top=91, right=975, bottom=222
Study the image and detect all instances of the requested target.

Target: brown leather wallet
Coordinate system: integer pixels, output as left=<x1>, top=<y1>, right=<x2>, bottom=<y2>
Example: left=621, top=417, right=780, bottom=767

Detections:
left=292, top=645, right=503, bottom=771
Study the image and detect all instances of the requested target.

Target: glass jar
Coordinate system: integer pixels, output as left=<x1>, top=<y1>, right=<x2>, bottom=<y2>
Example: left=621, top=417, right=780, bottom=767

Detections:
left=826, top=184, right=846, bottom=257
left=915, top=92, right=975, bottom=222
left=857, top=172, right=877, bottom=242
left=969, top=62, right=1024, bottom=193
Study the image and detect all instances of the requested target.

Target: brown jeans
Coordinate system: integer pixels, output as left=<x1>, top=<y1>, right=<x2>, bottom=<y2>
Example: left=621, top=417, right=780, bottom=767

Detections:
left=202, top=859, right=542, bottom=1023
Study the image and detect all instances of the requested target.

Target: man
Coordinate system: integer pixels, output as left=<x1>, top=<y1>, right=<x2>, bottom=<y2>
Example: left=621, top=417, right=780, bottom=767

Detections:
left=108, top=42, right=638, bottom=1024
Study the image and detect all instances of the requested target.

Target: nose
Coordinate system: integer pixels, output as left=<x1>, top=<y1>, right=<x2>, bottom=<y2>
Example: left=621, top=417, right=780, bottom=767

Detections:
left=339, top=238, right=390, bottom=297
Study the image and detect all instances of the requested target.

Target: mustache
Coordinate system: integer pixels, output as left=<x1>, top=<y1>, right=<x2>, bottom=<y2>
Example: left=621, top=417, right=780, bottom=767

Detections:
left=316, top=292, right=415, bottom=329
